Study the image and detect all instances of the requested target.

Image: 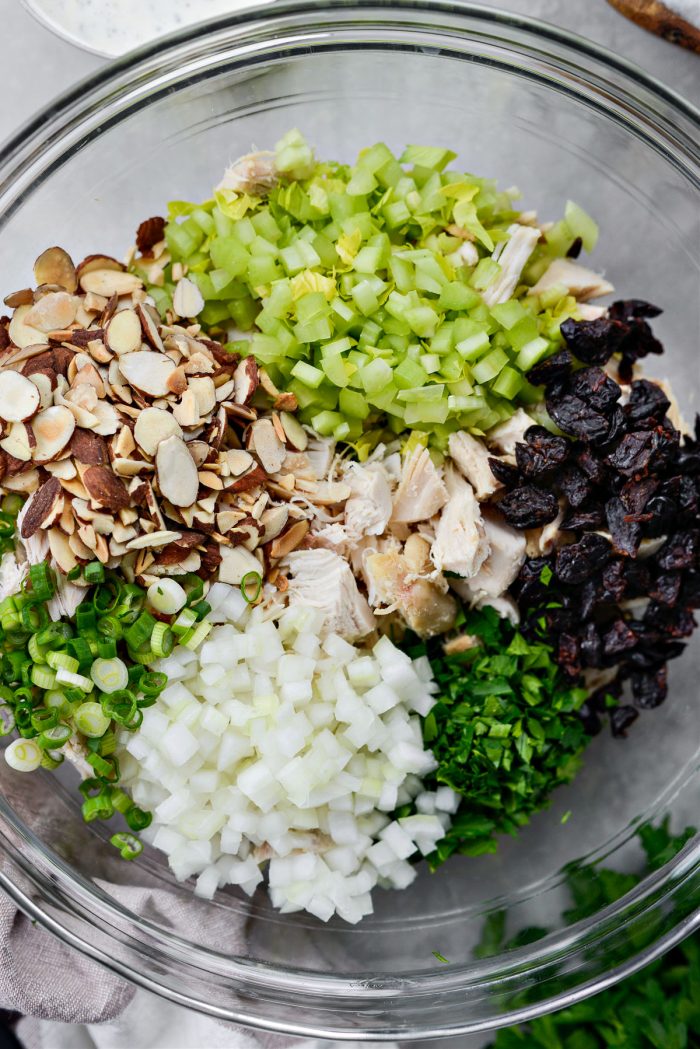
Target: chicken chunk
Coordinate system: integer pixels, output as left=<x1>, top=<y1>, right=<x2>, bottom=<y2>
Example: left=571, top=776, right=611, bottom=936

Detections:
left=527, top=258, right=614, bottom=301
left=285, top=549, right=375, bottom=641
left=343, top=462, right=393, bottom=541
left=431, top=468, right=489, bottom=579
left=366, top=548, right=457, bottom=639
left=391, top=447, right=447, bottom=524
left=481, top=225, right=540, bottom=307
left=305, top=434, right=336, bottom=480
left=487, top=408, right=536, bottom=458
left=0, top=551, right=25, bottom=603
left=452, top=509, right=526, bottom=602
left=448, top=431, right=499, bottom=500
left=216, top=150, right=278, bottom=196
left=16, top=502, right=86, bottom=621
left=576, top=303, right=607, bottom=321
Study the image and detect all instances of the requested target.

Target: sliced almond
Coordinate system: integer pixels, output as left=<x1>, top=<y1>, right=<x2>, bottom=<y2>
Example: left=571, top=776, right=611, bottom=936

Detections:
left=69, top=531, right=94, bottom=560
left=133, top=406, right=183, bottom=456
left=112, top=522, right=137, bottom=543
left=250, top=417, right=286, bottom=474
left=259, top=505, right=289, bottom=544
left=32, top=405, right=76, bottom=462
left=222, top=401, right=257, bottom=423
left=189, top=375, right=216, bottom=418
left=124, top=530, right=182, bottom=551
left=172, top=277, right=204, bottom=319
left=48, top=527, right=79, bottom=574
left=219, top=448, right=254, bottom=477
left=233, top=357, right=259, bottom=405
left=0, top=422, right=31, bottom=462
left=20, top=477, right=64, bottom=537
left=76, top=254, right=125, bottom=279
left=113, top=425, right=136, bottom=458
left=230, top=517, right=262, bottom=551
left=166, top=365, right=188, bottom=396
left=215, top=378, right=235, bottom=402
left=3, top=469, right=39, bottom=493
left=8, top=305, right=47, bottom=350
left=228, top=465, right=267, bottom=493
left=274, top=392, right=298, bottom=413
left=156, top=435, right=199, bottom=507
left=45, top=458, right=77, bottom=480
left=172, top=388, right=199, bottom=427
left=77, top=522, right=98, bottom=552
left=84, top=291, right=108, bottom=314
left=135, top=303, right=164, bottom=351
left=118, top=351, right=177, bottom=397
left=106, top=309, right=142, bottom=356
left=0, top=371, right=41, bottom=422
left=113, top=458, right=152, bottom=477
left=269, top=519, right=310, bottom=559
left=218, top=544, right=263, bottom=585
left=80, top=270, right=143, bottom=297
left=216, top=509, right=246, bottom=532
left=4, top=289, right=33, bottom=309
left=198, top=470, right=223, bottom=490
left=69, top=428, right=108, bottom=465
left=183, top=351, right=215, bottom=376
left=186, top=440, right=211, bottom=467
left=150, top=551, right=201, bottom=576
left=24, top=292, right=77, bottom=334
left=280, top=411, right=308, bottom=452
left=83, top=465, right=130, bottom=510
left=60, top=502, right=75, bottom=534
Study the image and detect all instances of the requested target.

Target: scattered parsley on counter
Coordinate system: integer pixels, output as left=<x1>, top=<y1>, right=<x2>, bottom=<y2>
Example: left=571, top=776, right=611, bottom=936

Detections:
left=407, top=607, right=591, bottom=866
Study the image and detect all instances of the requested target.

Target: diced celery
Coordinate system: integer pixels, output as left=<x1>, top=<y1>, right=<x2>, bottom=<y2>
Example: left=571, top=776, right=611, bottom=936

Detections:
left=471, top=347, right=509, bottom=384
left=565, top=200, right=599, bottom=253
left=321, top=353, right=350, bottom=388
left=291, top=361, right=325, bottom=388
left=383, top=201, right=411, bottom=229
left=394, top=358, right=428, bottom=390
left=491, top=366, right=523, bottom=399
left=490, top=299, right=527, bottom=330
left=352, top=280, right=381, bottom=316
left=339, top=388, right=371, bottom=420
left=456, top=331, right=490, bottom=361
left=248, top=256, right=282, bottom=286
left=508, top=315, right=540, bottom=351
left=404, top=306, right=438, bottom=338
left=438, top=282, right=481, bottom=311
left=439, top=352, right=463, bottom=382
left=404, top=400, right=450, bottom=425
left=470, top=257, right=501, bottom=291
left=516, top=337, right=550, bottom=371
left=210, top=237, right=250, bottom=276
left=360, top=358, right=393, bottom=396
left=311, top=410, right=344, bottom=435
left=421, top=354, right=441, bottom=374
left=397, top=384, right=445, bottom=404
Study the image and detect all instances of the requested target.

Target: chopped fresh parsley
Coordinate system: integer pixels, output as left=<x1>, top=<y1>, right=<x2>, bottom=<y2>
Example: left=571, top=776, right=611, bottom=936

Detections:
left=408, top=607, right=591, bottom=867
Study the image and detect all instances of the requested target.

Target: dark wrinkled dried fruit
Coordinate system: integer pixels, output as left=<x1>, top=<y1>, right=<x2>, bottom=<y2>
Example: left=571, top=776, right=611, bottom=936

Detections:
left=625, top=379, right=670, bottom=425
left=620, top=476, right=658, bottom=516
left=650, top=572, right=681, bottom=607
left=571, top=367, right=620, bottom=414
left=631, top=666, right=668, bottom=709
left=657, top=530, right=700, bottom=571
left=605, top=432, right=655, bottom=476
left=513, top=557, right=552, bottom=605
left=515, top=426, right=570, bottom=479
left=610, top=705, right=639, bottom=737
left=603, top=619, right=638, bottom=657
left=580, top=622, right=602, bottom=667
left=600, top=558, right=628, bottom=603
left=644, top=494, right=677, bottom=538
left=488, top=457, right=521, bottom=489
left=558, top=633, right=581, bottom=678
left=557, top=464, right=593, bottom=507
left=527, top=349, right=573, bottom=388
left=561, top=506, right=605, bottom=531
left=609, top=299, right=662, bottom=321
left=546, top=392, right=612, bottom=443
left=578, top=702, right=602, bottom=735
left=555, top=533, right=611, bottom=585
left=618, top=319, right=664, bottom=383
left=136, top=216, right=166, bottom=255
left=498, top=485, right=560, bottom=529
left=605, top=496, right=642, bottom=557
left=560, top=316, right=628, bottom=365
left=576, top=445, right=609, bottom=485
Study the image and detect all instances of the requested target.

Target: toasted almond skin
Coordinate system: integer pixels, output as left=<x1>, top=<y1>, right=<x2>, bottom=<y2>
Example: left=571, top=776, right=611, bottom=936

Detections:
left=20, top=476, right=63, bottom=538
left=269, top=519, right=309, bottom=558
left=34, top=247, right=78, bottom=294
left=233, top=357, right=259, bottom=405
left=75, top=254, right=125, bottom=279
left=83, top=465, right=131, bottom=510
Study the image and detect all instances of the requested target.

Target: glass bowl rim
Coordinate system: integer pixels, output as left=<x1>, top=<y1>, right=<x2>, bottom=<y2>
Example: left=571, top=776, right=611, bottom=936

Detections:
left=1, top=1, right=700, bottom=1037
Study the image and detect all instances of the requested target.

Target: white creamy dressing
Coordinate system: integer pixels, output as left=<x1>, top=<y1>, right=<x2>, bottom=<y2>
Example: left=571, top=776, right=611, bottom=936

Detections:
left=29, top=0, right=274, bottom=56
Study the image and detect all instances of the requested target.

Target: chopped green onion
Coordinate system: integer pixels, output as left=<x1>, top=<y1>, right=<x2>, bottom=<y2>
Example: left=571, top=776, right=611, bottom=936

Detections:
left=75, top=604, right=97, bottom=636
left=46, top=651, right=80, bottom=673
left=172, top=608, right=197, bottom=636
left=37, top=622, right=73, bottom=646
left=139, top=672, right=167, bottom=697
left=190, top=600, right=211, bottom=621
left=67, top=636, right=94, bottom=668
left=90, top=657, right=129, bottom=695
left=87, top=752, right=120, bottom=781
left=150, top=623, right=174, bottom=658
left=30, top=664, right=56, bottom=690
left=124, top=612, right=157, bottom=651
left=38, top=724, right=71, bottom=749
left=110, top=832, right=143, bottom=860
left=97, top=615, right=123, bottom=641
left=30, top=708, right=59, bottom=733
left=26, top=563, right=55, bottom=602
left=74, top=702, right=110, bottom=738
left=240, top=572, right=262, bottom=604
left=21, top=603, right=48, bottom=632
left=84, top=562, right=105, bottom=584
left=4, top=738, right=42, bottom=772
left=56, top=667, right=94, bottom=692
left=82, top=791, right=113, bottom=822
left=181, top=574, right=204, bottom=606
left=182, top=620, right=212, bottom=651
left=0, top=705, right=15, bottom=736
left=125, top=805, right=152, bottom=832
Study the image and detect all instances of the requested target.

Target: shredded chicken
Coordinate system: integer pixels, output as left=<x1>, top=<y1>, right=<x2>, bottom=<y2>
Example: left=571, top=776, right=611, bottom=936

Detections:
left=366, top=547, right=457, bottom=639
left=487, top=408, right=536, bottom=459
left=657, top=378, right=692, bottom=435
left=474, top=593, right=520, bottom=625
left=16, top=502, right=86, bottom=621
left=448, top=431, right=500, bottom=500
left=216, top=150, right=278, bottom=196
left=526, top=506, right=567, bottom=557
left=284, top=548, right=375, bottom=641
left=527, top=258, right=614, bottom=301
left=391, top=447, right=447, bottom=524
left=481, top=224, right=540, bottom=307
left=305, top=434, right=336, bottom=480
left=576, top=303, right=607, bottom=321
left=0, top=551, right=25, bottom=604
left=343, top=462, right=393, bottom=541
left=431, top=468, right=489, bottom=579
left=452, top=509, right=526, bottom=604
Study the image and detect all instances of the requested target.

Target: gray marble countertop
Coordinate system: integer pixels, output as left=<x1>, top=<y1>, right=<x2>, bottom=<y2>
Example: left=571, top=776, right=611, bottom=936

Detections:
left=2, top=0, right=699, bottom=145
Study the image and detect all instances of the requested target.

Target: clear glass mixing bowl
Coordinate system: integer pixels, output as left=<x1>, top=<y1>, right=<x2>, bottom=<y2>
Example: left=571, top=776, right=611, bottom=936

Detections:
left=0, top=1, right=699, bottom=1039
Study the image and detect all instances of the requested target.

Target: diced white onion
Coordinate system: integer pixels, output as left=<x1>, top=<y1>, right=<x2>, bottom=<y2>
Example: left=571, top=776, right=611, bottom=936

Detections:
left=147, top=578, right=187, bottom=615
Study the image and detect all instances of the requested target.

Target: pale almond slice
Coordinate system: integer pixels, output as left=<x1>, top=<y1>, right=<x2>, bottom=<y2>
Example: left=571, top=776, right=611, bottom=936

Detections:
left=69, top=531, right=94, bottom=561
left=3, top=469, right=39, bottom=493
left=60, top=477, right=90, bottom=500
left=8, top=305, right=48, bottom=350
left=280, top=411, right=309, bottom=452
left=233, top=357, right=259, bottom=405
left=0, top=371, right=41, bottom=421
left=250, top=418, right=286, bottom=474
left=106, top=308, right=143, bottom=355
left=218, top=544, right=263, bottom=585
left=136, top=303, right=164, bottom=351
left=185, top=439, right=211, bottom=467
left=118, top=351, right=177, bottom=397
left=215, top=379, right=235, bottom=402
left=113, top=425, right=136, bottom=458
left=65, top=383, right=99, bottom=413
left=24, top=292, right=78, bottom=333
left=150, top=551, right=201, bottom=576
left=133, top=406, right=182, bottom=456
left=124, top=529, right=182, bottom=551
left=269, top=519, right=309, bottom=558
left=60, top=502, right=75, bottom=534
left=189, top=376, right=216, bottom=417
left=48, top=527, right=79, bottom=574
left=45, top=458, right=77, bottom=480
left=20, top=477, right=64, bottom=537
left=166, top=365, right=188, bottom=396
left=112, top=522, right=137, bottom=543
left=0, top=423, right=32, bottom=462
left=198, top=470, right=223, bottom=490
left=155, top=434, right=199, bottom=507
left=80, top=270, right=142, bottom=297
left=259, top=505, right=289, bottom=544
left=172, top=277, right=204, bottom=319
left=183, top=352, right=215, bottom=376
left=32, top=405, right=76, bottom=462
left=76, top=254, right=125, bottom=279
left=113, top=458, right=153, bottom=477
left=230, top=518, right=262, bottom=551
left=77, top=522, right=98, bottom=552
left=4, top=289, right=34, bottom=309
left=216, top=509, right=246, bottom=532
left=172, top=387, right=199, bottom=427
left=84, top=291, right=108, bottom=314
left=219, top=448, right=254, bottom=477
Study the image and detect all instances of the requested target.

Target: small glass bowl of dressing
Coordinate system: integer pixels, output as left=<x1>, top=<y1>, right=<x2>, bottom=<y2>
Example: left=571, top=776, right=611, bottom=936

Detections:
left=22, top=0, right=275, bottom=57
